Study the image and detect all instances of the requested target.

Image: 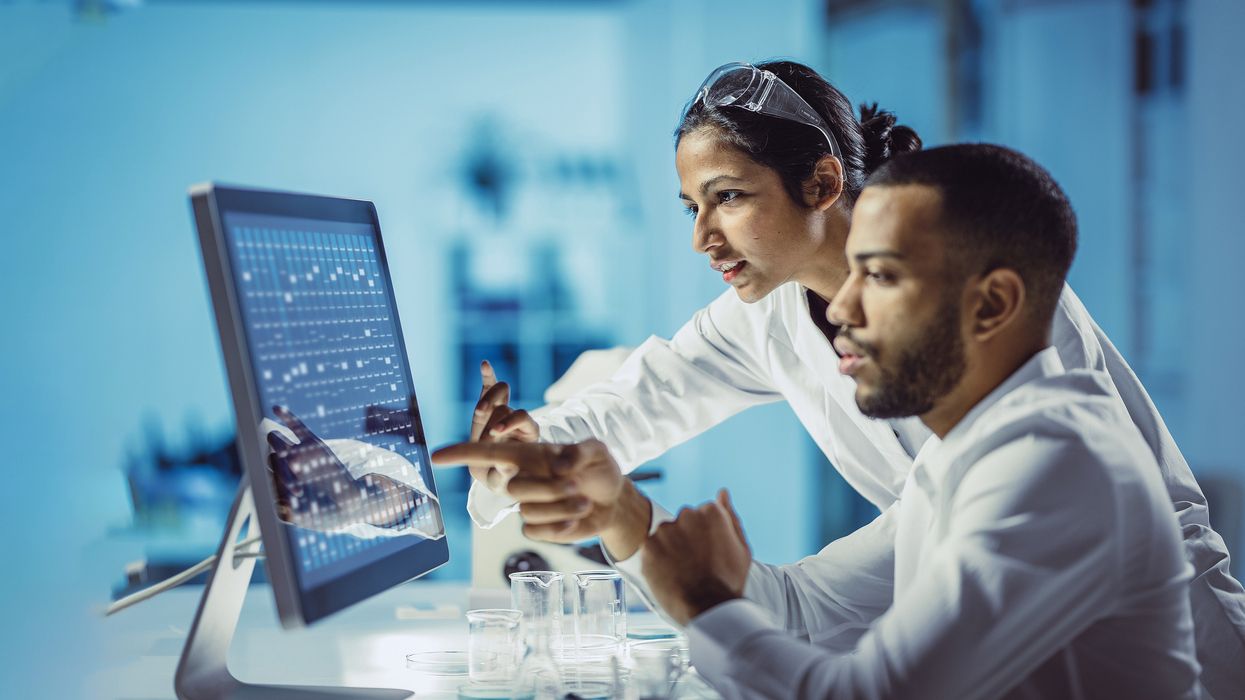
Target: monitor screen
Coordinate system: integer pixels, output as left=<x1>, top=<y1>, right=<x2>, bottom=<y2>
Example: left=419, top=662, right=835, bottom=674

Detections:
left=192, top=185, right=449, bottom=626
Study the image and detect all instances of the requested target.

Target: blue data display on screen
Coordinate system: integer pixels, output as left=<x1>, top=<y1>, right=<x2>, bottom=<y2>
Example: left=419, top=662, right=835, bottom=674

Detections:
left=222, top=212, right=443, bottom=590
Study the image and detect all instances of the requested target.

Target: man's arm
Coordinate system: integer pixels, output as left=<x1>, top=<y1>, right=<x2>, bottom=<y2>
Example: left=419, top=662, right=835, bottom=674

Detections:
left=606, top=499, right=896, bottom=648
left=439, top=439, right=898, bottom=643
left=658, top=438, right=1149, bottom=700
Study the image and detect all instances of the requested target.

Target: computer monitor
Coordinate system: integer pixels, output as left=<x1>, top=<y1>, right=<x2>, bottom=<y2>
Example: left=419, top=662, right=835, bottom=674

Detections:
left=191, top=183, right=449, bottom=628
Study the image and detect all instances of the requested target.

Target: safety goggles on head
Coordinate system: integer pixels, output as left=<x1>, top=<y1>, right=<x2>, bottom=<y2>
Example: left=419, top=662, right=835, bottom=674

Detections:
left=684, top=62, right=842, bottom=159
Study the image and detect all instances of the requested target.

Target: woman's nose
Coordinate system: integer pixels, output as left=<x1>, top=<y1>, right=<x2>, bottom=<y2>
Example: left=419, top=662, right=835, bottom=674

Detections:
left=691, top=213, right=722, bottom=253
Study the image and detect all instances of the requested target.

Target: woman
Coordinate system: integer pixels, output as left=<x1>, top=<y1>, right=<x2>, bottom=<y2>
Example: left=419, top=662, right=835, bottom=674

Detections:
left=467, top=60, right=1244, bottom=696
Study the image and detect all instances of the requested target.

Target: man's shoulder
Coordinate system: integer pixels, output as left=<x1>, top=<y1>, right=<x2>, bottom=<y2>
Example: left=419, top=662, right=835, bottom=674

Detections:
left=960, top=370, right=1158, bottom=491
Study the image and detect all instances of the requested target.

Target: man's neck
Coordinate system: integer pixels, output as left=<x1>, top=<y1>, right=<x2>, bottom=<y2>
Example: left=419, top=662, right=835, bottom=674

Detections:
left=920, top=342, right=1047, bottom=438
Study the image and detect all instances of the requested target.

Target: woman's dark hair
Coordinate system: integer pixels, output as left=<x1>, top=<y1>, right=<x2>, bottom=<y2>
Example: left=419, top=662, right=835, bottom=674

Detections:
left=676, top=60, right=922, bottom=207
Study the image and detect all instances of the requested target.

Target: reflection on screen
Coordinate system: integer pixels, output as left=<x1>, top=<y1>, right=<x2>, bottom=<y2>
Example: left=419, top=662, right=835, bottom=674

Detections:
left=224, top=212, right=443, bottom=588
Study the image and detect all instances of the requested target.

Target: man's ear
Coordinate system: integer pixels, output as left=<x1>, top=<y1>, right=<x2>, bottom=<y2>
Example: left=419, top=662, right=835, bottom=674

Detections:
left=969, top=268, right=1026, bottom=342
left=804, top=154, right=845, bottom=211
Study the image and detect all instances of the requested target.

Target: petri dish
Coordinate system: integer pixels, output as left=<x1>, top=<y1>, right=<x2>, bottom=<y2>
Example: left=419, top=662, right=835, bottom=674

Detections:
left=406, top=650, right=470, bottom=676
left=627, top=623, right=680, bottom=640
left=552, top=633, right=619, bottom=663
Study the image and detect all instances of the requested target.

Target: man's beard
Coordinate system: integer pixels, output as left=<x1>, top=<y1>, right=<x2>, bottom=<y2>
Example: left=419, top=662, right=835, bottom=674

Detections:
left=847, top=298, right=967, bottom=420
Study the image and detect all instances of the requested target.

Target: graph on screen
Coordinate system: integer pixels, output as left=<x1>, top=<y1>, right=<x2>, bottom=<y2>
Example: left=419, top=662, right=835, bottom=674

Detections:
left=223, top=212, right=443, bottom=587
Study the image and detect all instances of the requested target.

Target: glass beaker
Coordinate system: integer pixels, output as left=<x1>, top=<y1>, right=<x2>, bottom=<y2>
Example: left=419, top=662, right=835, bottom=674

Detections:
left=466, top=608, right=523, bottom=684
left=555, top=633, right=628, bottom=699
left=629, top=638, right=689, bottom=699
left=509, top=570, right=564, bottom=643
left=573, top=569, right=627, bottom=649
left=509, top=571, right=565, bottom=698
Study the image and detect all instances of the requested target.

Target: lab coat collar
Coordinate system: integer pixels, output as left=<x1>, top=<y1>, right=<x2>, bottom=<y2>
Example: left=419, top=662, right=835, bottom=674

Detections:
left=941, top=345, right=1066, bottom=450
left=791, top=284, right=915, bottom=484
left=907, top=346, right=1065, bottom=512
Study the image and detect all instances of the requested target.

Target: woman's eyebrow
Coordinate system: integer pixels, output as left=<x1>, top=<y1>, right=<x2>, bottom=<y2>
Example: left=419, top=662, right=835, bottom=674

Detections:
left=853, top=251, right=906, bottom=263
left=678, top=174, right=745, bottom=201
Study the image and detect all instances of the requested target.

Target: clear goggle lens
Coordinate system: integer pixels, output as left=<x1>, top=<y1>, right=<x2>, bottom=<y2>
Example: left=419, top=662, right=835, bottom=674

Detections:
left=685, top=62, right=841, bottom=158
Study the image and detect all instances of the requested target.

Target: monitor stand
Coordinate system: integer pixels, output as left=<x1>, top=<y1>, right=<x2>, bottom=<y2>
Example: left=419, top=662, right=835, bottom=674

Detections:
left=174, top=483, right=411, bottom=699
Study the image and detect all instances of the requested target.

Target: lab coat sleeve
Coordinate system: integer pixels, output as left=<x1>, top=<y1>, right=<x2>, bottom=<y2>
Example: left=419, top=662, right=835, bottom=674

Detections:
left=607, top=500, right=897, bottom=647
left=468, top=290, right=784, bottom=527
left=538, top=291, right=783, bottom=469
left=686, top=437, right=1140, bottom=700
left=602, top=499, right=678, bottom=627
left=740, top=504, right=897, bottom=651
left=1053, top=286, right=1245, bottom=698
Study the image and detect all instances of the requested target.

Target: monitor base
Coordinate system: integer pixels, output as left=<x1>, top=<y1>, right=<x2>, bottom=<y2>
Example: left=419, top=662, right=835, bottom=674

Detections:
left=174, top=482, right=411, bottom=700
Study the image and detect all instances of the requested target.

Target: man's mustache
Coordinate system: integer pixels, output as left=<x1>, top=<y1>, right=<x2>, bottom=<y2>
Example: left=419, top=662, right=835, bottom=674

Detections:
left=836, top=327, right=878, bottom=359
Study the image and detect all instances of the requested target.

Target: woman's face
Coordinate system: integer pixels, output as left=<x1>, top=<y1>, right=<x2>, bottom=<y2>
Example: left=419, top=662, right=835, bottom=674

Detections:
left=676, top=127, right=834, bottom=303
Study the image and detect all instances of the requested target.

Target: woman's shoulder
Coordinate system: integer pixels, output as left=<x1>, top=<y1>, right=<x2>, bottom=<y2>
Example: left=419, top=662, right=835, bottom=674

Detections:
left=683, top=282, right=804, bottom=351
left=1050, top=283, right=1107, bottom=372
left=702, top=281, right=804, bottom=323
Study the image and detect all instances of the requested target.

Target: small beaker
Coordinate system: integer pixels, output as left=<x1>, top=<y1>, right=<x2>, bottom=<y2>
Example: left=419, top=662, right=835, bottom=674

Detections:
left=554, top=633, right=627, bottom=699
left=573, top=569, right=627, bottom=649
left=466, top=608, right=523, bottom=684
left=629, top=638, right=689, bottom=700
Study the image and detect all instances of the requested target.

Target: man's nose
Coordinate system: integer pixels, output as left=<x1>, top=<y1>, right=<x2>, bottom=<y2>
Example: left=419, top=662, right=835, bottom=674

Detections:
left=827, top=275, right=863, bottom=328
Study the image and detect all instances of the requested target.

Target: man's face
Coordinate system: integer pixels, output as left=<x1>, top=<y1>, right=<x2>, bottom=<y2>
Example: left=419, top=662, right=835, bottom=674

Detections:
left=827, top=184, right=967, bottom=419
left=676, top=128, right=828, bottom=303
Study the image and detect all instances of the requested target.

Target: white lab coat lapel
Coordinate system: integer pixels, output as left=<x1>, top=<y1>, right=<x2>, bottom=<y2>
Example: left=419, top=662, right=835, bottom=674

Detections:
left=791, top=286, right=915, bottom=495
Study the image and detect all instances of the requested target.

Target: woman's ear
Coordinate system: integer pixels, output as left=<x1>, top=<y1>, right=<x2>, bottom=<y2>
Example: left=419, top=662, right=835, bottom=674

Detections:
left=970, top=268, right=1026, bottom=342
left=805, top=154, right=845, bottom=211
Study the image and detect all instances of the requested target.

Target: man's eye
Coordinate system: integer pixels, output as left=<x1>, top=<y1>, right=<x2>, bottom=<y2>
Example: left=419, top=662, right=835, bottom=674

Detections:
left=866, top=270, right=895, bottom=284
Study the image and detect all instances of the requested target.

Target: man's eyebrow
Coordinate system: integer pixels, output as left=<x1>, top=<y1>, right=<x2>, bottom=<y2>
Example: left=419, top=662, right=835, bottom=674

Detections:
left=853, top=250, right=907, bottom=263
left=678, top=174, right=744, bottom=201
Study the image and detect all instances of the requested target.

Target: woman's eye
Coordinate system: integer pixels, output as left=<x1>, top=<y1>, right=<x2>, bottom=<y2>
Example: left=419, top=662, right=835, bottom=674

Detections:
left=717, top=190, right=741, bottom=204
left=683, top=205, right=698, bottom=218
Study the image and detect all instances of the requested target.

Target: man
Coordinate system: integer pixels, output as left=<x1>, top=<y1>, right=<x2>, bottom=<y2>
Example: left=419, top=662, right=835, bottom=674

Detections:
left=435, top=145, right=1202, bottom=698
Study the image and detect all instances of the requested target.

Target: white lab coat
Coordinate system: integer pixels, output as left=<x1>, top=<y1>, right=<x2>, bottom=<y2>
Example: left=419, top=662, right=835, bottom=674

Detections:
left=466, top=282, right=1245, bottom=697
left=673, top=349, right=1200, bottom=699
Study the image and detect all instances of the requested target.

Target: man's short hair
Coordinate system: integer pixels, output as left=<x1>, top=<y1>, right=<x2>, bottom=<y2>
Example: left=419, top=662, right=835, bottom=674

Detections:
left=864, top=144, right=1078, bottom=324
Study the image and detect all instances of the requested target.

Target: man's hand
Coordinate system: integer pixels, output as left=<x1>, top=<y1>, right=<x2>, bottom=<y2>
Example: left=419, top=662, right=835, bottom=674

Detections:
left=431, top=439, right=652, bottom=557
left=469, top=361, right=541, bottom=494
left=641, top=490, right=751, bottom=625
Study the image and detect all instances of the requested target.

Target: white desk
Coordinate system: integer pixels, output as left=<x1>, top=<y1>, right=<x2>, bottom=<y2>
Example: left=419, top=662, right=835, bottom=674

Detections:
left=91, top=580, right=715, bottom=699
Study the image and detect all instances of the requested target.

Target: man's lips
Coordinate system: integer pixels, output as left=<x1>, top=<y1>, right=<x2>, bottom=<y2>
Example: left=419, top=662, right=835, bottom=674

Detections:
left=833, top=336, right=870, bottom=376
left=838, top=353, right=868, bottom=376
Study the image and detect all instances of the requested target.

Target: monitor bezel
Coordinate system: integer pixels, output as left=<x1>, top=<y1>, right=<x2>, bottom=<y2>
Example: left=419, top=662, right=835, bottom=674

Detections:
left=190, top=183, right=449, bottom=628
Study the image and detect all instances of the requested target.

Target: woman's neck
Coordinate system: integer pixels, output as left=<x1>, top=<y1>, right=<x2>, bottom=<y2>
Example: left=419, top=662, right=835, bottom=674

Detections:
left=796, top=206, right=851, bottom=300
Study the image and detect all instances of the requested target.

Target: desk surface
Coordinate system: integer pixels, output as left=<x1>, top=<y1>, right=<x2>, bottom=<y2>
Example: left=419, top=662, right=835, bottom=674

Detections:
left=94, top=580, right=471, bottom=698
left=91, top=580, right=714, bottom=699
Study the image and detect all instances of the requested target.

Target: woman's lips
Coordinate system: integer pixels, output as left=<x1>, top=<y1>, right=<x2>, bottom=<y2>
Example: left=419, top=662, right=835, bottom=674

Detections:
left=721, top=260, right=746, bottom=282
